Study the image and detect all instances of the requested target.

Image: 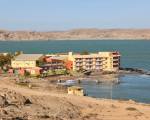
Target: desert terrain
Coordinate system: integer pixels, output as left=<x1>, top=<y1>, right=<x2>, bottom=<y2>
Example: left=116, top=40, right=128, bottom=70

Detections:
left=0, top=75, right=150, bottom=120
left=1, top=29, right=150, bottom=41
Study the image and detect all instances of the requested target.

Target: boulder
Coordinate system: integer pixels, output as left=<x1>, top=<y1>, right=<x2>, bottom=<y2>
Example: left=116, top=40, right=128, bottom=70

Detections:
left=0, top=95, right=8, bottom=107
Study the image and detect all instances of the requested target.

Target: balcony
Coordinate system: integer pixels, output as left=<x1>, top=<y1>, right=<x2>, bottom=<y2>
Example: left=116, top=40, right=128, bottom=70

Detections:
left=95, top=64, right=102, bottom=66
left=95, top=67, right=101, bottom=70
left=75, top=60, right=83, bottom=62
left=113, top=61, right=119, bottom=63
left=95, top=62, right=101, bottom=65
left=76, top=67, right=83, bottom=70
left=113, top=65, right=119, bottom=68
left=95, top=58, right=102, bottom=61
left=85, top=63, right=93, bottom=66
left=113, top=62, right=119, bottom=65
left=76, top=61, right=83, bottom=64
left=85, top=58, right=93, bottom=62
left=76, top=64, right=82, bottom=67
left=112, top=52, right=120, bottom=57
left=85, top=67, right=92, bottom=70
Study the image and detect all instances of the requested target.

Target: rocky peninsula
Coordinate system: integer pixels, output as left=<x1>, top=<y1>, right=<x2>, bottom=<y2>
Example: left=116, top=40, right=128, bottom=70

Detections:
left=1, top=29, right=150, bottom=41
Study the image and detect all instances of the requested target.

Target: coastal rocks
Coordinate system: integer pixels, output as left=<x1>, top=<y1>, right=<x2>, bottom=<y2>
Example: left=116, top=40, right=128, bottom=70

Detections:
left=0, top=89, right=29, bottom=106
left=120, top=67, right=150, bottom=75
left=0, top=96, right=8, bottom=107
left=0, top=88, right=82, bottom=120
left=0, top=89, right=31, bottom=120
left=0, top=88, right=33, bottom=119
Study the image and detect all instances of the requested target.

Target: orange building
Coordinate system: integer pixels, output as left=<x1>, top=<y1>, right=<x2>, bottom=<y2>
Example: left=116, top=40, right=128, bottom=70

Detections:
left=65, top=60, right=73, bottom=70
left=42, top=56, right=66, bottom=70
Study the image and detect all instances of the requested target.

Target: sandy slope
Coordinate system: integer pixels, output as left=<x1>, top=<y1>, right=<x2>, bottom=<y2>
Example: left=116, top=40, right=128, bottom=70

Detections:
left=0, top=75, right=150, bottom=120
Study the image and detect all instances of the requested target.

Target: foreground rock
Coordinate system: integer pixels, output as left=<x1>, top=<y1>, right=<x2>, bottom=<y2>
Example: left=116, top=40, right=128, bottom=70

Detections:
left=0, top=88, right=81, bottom=120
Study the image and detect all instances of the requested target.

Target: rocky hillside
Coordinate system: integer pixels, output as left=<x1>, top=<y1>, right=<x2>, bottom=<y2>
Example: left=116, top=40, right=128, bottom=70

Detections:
left=1, top=29, right=150, bottom=40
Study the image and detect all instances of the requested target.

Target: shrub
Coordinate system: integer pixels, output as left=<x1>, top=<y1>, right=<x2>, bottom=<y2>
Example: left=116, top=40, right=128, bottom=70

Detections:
left=126, top=107, right=137, bottom=111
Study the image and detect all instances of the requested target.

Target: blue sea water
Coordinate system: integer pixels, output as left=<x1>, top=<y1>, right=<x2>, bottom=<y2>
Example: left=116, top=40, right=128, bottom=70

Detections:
left=78, top=74, right=150, bottom=103
left=0, top=40, right=150, bottom=103
left=0, top=40, right=150, bottom=70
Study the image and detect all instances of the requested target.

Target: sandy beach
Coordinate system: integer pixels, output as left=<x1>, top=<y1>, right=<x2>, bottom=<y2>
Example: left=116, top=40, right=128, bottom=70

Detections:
left=0, top=74, right=150, bottom=120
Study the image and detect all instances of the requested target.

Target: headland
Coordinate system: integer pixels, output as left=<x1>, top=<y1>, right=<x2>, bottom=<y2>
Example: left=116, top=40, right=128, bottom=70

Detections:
left=1, top=29, right=150, bottom=41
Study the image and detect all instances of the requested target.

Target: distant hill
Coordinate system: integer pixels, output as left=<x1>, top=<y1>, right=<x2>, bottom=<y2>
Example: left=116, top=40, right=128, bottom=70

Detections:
left=0, top=28, right=150, bottom=41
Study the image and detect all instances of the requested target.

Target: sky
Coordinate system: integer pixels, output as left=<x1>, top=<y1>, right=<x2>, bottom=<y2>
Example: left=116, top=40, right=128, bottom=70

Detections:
left=0, top=0, right=150, bottom=31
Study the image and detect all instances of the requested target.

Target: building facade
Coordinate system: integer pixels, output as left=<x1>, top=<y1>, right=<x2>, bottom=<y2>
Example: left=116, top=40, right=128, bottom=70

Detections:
left=11, top=54, right=43, bottom=76
left=11, top=54, right=43, bottom=68
left=67, top=51, right=120, bottom=71
left=42, top=56, right=66, bottom=70
left=10, top=51, right=121, bottom=76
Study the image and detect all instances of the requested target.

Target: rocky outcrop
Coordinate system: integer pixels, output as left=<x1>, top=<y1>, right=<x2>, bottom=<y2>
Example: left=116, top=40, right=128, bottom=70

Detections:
left=1, top=29, right=150, bottom=40
left=0, top=89, right=33, bottom=119
left=120, top=67, right=150, bottom=75
left=0, top=88, right=80, bottom=120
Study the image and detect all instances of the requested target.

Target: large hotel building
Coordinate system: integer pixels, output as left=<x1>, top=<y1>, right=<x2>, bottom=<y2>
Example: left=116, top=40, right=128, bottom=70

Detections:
left=11, top=51, right=120, bottom=76
left=66, top=51, right=120, bottom=71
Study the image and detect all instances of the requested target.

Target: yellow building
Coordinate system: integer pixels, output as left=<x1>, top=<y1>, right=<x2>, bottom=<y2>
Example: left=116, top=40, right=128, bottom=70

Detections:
left=11, top=54, right=43, bottom=68
left=67, top=51, right=120, bottom=72
left=68, top=86, right=85, bottom=96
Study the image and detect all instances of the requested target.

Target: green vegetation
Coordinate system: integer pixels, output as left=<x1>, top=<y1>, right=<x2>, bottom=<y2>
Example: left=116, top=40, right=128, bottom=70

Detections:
left=0, top=54, right=12, bottom=67
left=0, top=54, right=13, bottom=72
left=24, top=71, right=30, bottom=77
left=126, top=107, right=137, bottom=111
left=15, top=51, right=23, bottom=56
left=36, top=58, right=45, bottom=66
left=80, top=50, right=89, bottom=55
left=16, top=82, right=29, bottom=87
left=41, top=69, right=68, bottom=77
left=48, top=69, right=67, bottom=76
left=69, top=70, right=83, bottom=76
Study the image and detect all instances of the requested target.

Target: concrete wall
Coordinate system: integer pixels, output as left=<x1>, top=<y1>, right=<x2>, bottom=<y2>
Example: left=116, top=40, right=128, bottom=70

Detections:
left=11, top=60, right=36, bottom=68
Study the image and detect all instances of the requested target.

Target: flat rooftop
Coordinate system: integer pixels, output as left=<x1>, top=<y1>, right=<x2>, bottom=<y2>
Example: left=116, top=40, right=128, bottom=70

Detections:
left=14, top=54, right=43, bottom=61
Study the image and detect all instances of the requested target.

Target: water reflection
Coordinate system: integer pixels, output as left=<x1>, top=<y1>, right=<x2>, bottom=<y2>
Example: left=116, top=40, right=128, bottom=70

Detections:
left=65, top=74, right=150, bottom=103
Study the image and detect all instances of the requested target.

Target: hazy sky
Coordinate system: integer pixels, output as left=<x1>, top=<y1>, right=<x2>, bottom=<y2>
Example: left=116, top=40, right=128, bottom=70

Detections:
left=0, top=0, right=150, bottom=31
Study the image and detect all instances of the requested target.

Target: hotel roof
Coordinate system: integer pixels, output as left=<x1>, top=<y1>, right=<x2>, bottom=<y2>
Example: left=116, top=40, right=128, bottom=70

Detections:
left=50, top=56, right=66, bottom=60
left=14, top=54, right=43, bottom=61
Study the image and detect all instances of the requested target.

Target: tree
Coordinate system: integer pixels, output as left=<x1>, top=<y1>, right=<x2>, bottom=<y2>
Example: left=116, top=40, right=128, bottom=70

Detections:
left=24, top=71, right=30, bottom=78
left=51, top=69, right=56, bottom=76
left=36, top=57, right=45, bottom=66
left=80, top=50, right=89, bottom=55
left=0, top=54, right=12, bottom=68
left=15, top=51, right=23, bottom=56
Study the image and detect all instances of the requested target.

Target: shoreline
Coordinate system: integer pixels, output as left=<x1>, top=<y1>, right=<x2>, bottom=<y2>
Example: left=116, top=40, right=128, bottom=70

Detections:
left=1, top=39, right=150, bottom=41
left=45, top=68, right=150, bottom=84
left=0, top=74, right=150, bottom=119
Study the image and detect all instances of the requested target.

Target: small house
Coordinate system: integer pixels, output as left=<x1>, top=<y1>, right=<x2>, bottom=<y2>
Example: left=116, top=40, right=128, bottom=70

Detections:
left=26, top=67, right=42, bottom=76
left=11, top=54, right=43, bottom=76
left=67, top=86, right=85, bottom=96
left=11, top=54, right=43, bottom=68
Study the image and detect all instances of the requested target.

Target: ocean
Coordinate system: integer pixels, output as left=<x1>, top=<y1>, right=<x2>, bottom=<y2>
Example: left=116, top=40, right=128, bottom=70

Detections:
left=0, top=40, right=150, bottom=70
left=0, top=40, right=150, bottom=103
